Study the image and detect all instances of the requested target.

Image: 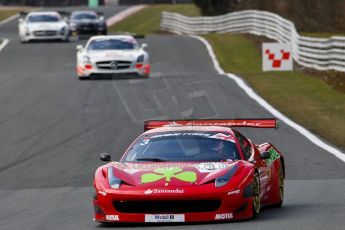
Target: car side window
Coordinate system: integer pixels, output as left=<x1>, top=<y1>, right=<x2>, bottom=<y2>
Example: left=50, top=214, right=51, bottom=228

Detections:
left=234, top=131, right=253, bottom=160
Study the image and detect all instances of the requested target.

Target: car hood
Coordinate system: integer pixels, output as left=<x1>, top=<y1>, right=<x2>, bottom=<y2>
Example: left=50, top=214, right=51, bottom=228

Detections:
left=27, top=22, right=66, bottom=31
left=87, top=50, right=141, bottom=62
left=108, top=161, right=240, bottom=187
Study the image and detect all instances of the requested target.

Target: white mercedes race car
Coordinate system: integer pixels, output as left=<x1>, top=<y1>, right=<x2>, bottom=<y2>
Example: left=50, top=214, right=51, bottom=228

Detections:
left=76, top=35, right=150, bottom=79
left=18, top=11, right=70, bottom=43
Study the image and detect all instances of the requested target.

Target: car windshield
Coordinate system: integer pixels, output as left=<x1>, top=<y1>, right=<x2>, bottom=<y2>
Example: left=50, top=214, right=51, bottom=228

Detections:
left=123, top=131, right=241, bottom=162
left=87, top=38, right=137, bottom=50
left=27, top=14, right=60, bottom=23
left=72, top=12, right=97, bottom=20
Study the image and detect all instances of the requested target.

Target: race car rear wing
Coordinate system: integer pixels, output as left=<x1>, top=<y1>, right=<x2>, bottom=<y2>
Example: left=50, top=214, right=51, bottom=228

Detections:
left=144, top=119, right=279, bottom=131
left=19, top=12, right=28, bottom=19
left=58, top=11, right=70, bottom=19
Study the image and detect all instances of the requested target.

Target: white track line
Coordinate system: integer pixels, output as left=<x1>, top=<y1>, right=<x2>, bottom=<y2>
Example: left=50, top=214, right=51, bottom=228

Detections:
left=0, top=7, right=42, bottom=27
left=0, top=13, right=19, bottom=54
left=106, top=5, right=147, bottom=27
left=192, top=35, right=345, bottom=163
left=0, top=13, right=19, bottom=26
left=0, top=38, right=9, bottom=53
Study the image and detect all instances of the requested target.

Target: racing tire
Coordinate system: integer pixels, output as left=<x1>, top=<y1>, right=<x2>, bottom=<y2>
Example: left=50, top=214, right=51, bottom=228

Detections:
left=78, top=76, right=90, bottom=80
left=252, top=171, right=261, bottom=218
left=272, top=161, right=284, bottom=208
left=62, top=37, right=70, bottom=43
left=19, top=36, right=27, bottom=43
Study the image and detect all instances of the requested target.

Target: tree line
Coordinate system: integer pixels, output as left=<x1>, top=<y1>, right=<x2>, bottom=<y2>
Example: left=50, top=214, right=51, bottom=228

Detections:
left=192, top=0, right=345, bottom=33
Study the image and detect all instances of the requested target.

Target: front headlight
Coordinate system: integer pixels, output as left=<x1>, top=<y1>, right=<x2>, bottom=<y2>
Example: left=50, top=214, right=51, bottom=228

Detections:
left=215, top=164, right=239, bottom=188
left=137, top=54, right=144, bottom=63
left=108, top=167, right=121, bottom=189
left=70, top=23, right=77, bottom=30
left=60, top=26, right=66, bottom=34
left=83, top=55, right=91, bottom=63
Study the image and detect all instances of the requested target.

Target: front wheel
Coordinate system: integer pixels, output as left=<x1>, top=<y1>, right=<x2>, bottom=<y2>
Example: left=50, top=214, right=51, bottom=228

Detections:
left=19, top=36, right=27, bottom=43
left=79, top=76, right=90, bottom=80
left=272, top=162, right=284, bottom=208
left=252, top=171, right=261, bottom=218
left=62, top=36, right=70, bottom=43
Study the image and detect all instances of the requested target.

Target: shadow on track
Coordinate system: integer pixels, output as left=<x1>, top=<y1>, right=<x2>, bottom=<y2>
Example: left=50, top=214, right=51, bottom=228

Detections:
left=19, top=38, right=83, bottom=44
left=79, top=74, right=149, bottom=81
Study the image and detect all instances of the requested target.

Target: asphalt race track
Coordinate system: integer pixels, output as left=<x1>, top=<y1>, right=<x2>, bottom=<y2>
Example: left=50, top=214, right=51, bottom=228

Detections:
left=0, top=6, right=345, bottom=230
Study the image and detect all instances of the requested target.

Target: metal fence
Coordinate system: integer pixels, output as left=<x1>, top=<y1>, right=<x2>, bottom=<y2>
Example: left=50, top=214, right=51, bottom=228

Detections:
left=161, top=10, right=345, bottom=72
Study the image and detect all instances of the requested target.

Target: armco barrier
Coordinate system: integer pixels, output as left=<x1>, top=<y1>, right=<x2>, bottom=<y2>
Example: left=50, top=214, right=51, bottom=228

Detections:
left=161, top=10, right=345, bottom=72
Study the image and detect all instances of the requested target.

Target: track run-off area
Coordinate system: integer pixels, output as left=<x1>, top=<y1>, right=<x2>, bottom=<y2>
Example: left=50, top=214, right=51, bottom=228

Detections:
left=0, top=6, right=344, bottom=230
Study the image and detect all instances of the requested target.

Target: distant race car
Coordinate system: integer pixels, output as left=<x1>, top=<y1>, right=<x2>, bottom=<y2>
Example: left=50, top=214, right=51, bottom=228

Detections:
left=76, top=35, right=150, bottom=79
left=93, top=119, right=285, bottom=223
left=69, top=11, right=107, bottom=37
left=18, top=11, right=70, bottom=43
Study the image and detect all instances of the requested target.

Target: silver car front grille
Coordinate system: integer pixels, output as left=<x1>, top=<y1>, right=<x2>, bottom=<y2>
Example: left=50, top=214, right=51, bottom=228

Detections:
left=33, top=30, right=57, bottom=36
left=96, top=61, right=132, bottom=70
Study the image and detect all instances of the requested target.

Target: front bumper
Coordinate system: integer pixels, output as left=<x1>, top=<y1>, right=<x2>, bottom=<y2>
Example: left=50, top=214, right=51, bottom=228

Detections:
left=77, top=63, right=150, bottom=78
left=71, top=27, right=106, bottom=36
left=70, top=23, right=106, bottom=35
left=93, top=187, right=253, bottom=223
left=23, top=31, right=69, bottom=41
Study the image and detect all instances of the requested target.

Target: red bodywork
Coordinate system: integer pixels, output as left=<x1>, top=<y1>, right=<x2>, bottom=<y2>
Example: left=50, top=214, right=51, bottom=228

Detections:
left=93, top=119, right=285, bottom=223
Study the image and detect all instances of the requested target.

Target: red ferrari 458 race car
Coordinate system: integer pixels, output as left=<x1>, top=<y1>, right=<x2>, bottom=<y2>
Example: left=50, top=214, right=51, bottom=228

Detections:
left=93, top=119, right=285, bottom=223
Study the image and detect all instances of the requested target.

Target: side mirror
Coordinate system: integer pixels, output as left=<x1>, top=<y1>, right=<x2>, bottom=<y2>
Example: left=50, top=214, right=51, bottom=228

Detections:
left=76, top=45, right=83, bottom=51
left=141, top=43, right=148, bottom=49
left=260, top=151, right=271, bottom=160
left=100, top=153, right=111, bottom=162
left=19, top=18, right=24, bottom=24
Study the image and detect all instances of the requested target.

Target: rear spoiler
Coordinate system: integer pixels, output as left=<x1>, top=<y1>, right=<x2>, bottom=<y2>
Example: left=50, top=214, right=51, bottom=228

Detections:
left=19, top=12, right=28, bottom=19
left=133, top=34, right=145, bottom=39
left=144, top=119, right=279, bottom=131
left=58, top=11, right=70, bottom=17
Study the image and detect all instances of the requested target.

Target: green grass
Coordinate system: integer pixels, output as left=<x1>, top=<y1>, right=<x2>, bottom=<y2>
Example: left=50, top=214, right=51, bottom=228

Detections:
left=204, top=33, right=345, bottom=149
left=301, top=32, right=345, bottom=38
left=109, top=4, right=200, bottom=35
left=109, top=4, right=345, bottom=149
left=0, top=7, right=35, bottom=22
left=0, top=10, right=21, bottom=22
